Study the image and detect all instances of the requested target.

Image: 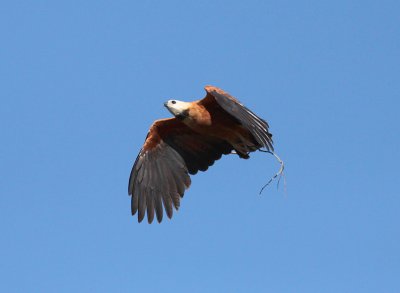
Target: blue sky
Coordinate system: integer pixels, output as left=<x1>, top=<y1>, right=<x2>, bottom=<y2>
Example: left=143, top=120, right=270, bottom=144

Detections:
left=1, top=0, right=399, bottom=292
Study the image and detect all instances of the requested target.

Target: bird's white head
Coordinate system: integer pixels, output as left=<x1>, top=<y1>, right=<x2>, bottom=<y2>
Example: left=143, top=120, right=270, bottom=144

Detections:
left=164, top=100, right=191, bottom=117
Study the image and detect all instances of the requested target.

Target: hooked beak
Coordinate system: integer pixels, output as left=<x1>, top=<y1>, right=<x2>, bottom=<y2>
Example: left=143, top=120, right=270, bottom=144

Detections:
left=163, top=102, right=168, bottom=108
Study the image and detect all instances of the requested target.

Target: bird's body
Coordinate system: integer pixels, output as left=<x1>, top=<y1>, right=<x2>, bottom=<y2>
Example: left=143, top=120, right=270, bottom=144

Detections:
left=129, top=85, right=276, bottom=223
left=170, top=99, right=259, bottom=157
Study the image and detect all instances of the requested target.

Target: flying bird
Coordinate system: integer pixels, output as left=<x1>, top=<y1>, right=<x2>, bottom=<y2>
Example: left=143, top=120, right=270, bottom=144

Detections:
left=128, top=85, right=282, bottom=223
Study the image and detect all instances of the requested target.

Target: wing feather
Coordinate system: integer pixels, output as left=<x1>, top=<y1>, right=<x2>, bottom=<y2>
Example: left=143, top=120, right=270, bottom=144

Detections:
left=146, top=191, right=155, bottom=224
left=131, top=187, right=139, bottom=215
left=202, top=86, right=274, bottom=151
left=128, top=118, right=232, bottom=223
left=137, top=186, right=147, bottom=223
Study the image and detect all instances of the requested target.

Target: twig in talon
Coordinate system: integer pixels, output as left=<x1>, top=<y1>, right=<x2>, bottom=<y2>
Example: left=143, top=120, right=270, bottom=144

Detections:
left=258, top=149, right=285, bottom=195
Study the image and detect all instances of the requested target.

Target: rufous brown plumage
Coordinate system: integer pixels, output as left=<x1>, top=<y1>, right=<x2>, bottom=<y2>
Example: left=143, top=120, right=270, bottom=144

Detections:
left=128, top=86, right=273, bottom=223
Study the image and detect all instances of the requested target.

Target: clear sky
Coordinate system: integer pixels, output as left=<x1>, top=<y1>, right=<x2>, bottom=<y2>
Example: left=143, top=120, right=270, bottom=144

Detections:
left=1, top=1, right=399, bottom=292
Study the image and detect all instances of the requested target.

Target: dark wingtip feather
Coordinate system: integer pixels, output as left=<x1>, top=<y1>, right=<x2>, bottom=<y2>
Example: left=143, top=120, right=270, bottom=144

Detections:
left=154, top=193, right=163, bottom=223
left=137, top=190, right=147, bottom=223
left=131, top=194, right=138, bottom=215
left=162, top=193, right=173, bottom=219
left=146, top=196, right=155, bottom=224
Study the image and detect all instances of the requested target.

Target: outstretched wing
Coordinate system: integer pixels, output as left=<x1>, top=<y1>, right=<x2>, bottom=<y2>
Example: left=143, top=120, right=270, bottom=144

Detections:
left=200, top=85, right=274, bottom=151
left=128, top=118, right=232, bottom=223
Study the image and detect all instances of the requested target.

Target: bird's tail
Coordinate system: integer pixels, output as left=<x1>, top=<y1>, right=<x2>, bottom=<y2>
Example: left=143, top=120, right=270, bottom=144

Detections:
left=258, top=149, right=286, bottom=195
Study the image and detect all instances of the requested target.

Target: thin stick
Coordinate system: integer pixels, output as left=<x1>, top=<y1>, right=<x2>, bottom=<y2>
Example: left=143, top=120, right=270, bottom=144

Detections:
left=258, top=149, right=286, bottom=195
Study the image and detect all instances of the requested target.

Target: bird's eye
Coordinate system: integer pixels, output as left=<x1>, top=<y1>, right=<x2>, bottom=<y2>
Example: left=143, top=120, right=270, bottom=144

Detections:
left=171, top=100, right=176, bottom=104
